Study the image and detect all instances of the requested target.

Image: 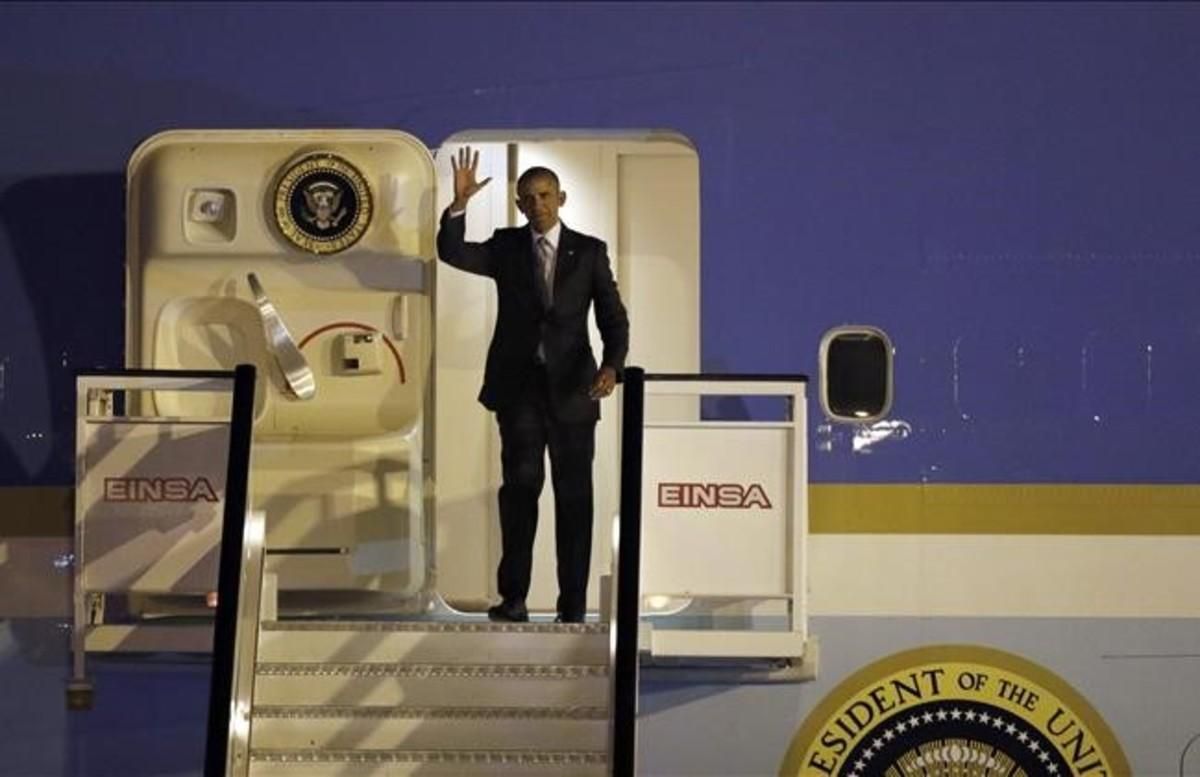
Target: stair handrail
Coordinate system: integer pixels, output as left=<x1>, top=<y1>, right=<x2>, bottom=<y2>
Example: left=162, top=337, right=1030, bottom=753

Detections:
left=203, top=364, right=260, bottom=777
left=609, top=366, right=645, bottom=777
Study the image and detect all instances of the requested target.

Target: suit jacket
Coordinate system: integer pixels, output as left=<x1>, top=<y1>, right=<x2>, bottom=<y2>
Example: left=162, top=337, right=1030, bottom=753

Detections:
left=437, top=210, right=630, bottom=423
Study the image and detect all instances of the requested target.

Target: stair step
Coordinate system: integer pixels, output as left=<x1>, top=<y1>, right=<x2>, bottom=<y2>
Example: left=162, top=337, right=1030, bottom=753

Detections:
left=254, top=705, right=608, bottom=719
left=248, top=748, right=607, bottom=777
left=258, top=620, right=609, bottom=665
left=254, top=663, right=609, bottom=708
left=255, top=662, right=609, bottom=678
left=251, top=705, right=607, bottom=750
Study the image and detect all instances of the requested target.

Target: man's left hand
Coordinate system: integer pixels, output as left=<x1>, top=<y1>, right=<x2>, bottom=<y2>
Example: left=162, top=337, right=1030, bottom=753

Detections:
left=588, top=366, right=617, bottom=400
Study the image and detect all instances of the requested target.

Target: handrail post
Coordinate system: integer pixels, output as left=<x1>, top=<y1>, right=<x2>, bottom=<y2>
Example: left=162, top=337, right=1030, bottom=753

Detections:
left=610, top=366, right=644, bottom=776
left=204, top=364, right=257, bottom=777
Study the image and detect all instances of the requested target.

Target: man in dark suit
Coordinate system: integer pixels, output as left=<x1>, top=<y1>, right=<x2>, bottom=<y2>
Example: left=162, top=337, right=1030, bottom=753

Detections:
left=437, top=147, right=629, bottom=624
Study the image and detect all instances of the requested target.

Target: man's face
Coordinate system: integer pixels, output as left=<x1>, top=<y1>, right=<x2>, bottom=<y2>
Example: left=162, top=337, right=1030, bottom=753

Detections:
left=516, top=174, right=566, bottom=234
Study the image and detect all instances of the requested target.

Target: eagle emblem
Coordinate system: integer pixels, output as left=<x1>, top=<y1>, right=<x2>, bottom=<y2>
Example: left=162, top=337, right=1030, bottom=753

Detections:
left=301, top=181, right=347, bottom=230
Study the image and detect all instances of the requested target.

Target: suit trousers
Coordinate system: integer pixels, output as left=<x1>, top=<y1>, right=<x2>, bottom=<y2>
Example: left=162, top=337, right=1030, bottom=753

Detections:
left=495, top=363, right=596, bottom=618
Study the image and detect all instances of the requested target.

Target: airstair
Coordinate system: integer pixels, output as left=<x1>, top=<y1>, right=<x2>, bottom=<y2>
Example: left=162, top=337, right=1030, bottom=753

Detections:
left=73, top=367, right=809, bottom=777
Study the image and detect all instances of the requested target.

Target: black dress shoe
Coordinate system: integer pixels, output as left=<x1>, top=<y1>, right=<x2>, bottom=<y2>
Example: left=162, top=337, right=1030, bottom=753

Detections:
left=555, top=611, right=585, bottom=624
left=487, top=600, right=529, bottom=622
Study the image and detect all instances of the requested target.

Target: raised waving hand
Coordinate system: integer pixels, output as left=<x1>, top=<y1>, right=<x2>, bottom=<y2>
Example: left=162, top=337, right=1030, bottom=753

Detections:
left=450, top=146, right=492, bottom=211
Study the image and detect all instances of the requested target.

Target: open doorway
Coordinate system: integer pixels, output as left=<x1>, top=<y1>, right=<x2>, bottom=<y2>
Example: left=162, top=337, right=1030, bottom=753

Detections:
left=432, top=130, right=700, bottom=615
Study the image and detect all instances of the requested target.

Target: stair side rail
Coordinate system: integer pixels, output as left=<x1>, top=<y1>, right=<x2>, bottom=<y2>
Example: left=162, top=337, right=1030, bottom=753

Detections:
left=200, top=364, right=260, bottom=777
left=609, top=366, right=645, bottom=776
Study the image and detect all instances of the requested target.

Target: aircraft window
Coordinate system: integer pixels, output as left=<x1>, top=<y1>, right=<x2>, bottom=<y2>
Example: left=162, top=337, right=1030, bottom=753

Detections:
left=819, top=326, right=893, bottom=423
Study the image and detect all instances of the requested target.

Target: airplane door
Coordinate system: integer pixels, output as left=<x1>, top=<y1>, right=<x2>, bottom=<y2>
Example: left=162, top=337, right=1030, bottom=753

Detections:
left=127, top=130, right=435, bottom=612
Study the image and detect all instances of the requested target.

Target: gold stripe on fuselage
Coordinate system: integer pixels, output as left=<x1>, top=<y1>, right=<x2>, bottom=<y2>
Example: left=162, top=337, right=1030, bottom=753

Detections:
left=811, top=483, right=1200, bottom=535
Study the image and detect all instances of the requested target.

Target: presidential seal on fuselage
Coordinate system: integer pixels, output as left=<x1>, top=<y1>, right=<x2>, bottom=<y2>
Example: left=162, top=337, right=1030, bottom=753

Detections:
left=780, top=645, right=1130, bottom=777
left=273, top=152, right=371, bottom=255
